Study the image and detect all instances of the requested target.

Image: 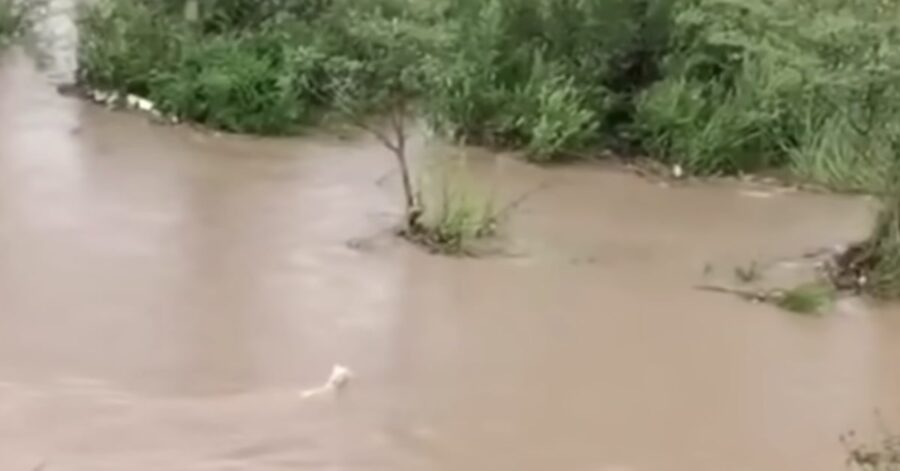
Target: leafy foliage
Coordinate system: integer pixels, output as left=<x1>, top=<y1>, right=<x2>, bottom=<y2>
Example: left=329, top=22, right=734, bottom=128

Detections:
left=76, top=0, right=900, bottom=184
left=425, top=0, right=663, bottom=160
left=77, top=0, right=186, bottom=95
left=0, top=0, right=29, bottom=46
left=148, top=31, right=308, bottom=134
left=636, top=0, right=900, bottom=183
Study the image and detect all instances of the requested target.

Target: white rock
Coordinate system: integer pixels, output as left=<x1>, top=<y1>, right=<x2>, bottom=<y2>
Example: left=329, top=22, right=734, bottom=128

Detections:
left=672, top=164, right=684, bottom=179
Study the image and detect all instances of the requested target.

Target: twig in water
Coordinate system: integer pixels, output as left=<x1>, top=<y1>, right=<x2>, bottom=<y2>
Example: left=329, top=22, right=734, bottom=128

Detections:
left=695, top=284, right=773, bottom=303
left=492, top=181, right=554, bottom=220
left=375, top=168, right=398, bottom=187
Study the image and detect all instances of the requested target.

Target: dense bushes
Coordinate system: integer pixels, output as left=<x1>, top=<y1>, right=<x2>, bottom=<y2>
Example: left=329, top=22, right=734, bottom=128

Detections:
left=637, top=0, right=900, bottom=186
left=77, top=0, right=443, bottom=134
left=77, top=0, right=184, bottom=97
left=76, top=0, right=662, bottom=151
left=426, top=0, right=619, bottom=157
left=76, top=0, right=900, bottom=185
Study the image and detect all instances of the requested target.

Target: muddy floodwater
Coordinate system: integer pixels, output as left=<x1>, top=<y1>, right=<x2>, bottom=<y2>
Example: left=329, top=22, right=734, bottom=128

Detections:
left=4, top=21, right=900, bottom=471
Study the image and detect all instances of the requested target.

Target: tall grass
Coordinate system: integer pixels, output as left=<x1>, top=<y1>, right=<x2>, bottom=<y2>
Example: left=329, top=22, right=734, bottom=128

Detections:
left=635, top=0, right=900, bottom=186
left=416, top=155, right=498, bottom=255
left=424, top=0, right=667, bottom=160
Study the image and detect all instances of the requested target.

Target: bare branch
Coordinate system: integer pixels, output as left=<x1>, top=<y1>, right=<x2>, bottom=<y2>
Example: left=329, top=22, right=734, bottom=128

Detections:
left=375, top=168, right=398, bottom=187
left=352, top=117, right=400, bottom=154
left=492, top=181, right=553, bottom=220
left=389, top=100, right=407, bottom=156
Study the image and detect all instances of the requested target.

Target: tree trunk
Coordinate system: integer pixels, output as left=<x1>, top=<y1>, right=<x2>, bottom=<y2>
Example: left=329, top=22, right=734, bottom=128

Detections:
left=389, top=105, right=420, bottom=229
left=394, top=145, right=419, bottom=228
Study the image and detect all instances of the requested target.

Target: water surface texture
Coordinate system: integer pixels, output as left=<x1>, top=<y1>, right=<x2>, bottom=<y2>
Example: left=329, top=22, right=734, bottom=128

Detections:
left=1, top=7, right=900, bottom=470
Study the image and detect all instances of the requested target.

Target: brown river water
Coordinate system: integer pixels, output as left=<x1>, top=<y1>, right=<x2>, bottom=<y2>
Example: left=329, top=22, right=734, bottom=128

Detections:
left=2, top=7, right=900, bottom=469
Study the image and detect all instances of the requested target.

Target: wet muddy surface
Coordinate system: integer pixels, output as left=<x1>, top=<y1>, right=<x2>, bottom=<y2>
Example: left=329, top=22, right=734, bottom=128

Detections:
left=3, top=13, right=900, bottom=469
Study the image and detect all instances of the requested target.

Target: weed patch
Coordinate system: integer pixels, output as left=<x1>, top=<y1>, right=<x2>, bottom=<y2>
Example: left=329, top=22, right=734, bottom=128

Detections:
left=413, top=157, right=498, bottom=255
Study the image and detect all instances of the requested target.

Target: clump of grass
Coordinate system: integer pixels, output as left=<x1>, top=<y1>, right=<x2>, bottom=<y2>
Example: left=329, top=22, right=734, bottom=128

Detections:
left=773, top=282, right=835, bottom=315
left=832, top=173, right=900, bottom=298
left=787, top=115, right=895, bottom=194
left=411, top=156, right=498, bottom=255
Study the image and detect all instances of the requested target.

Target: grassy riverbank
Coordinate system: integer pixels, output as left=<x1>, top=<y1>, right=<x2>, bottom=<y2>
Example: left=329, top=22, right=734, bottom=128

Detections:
left=75, top=0, right=900, bottom=286
left=77, top=0, right=900, bottom=185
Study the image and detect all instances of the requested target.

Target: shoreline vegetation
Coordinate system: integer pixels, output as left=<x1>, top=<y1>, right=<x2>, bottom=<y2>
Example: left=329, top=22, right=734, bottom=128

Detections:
left=19, top=0, right=900, bottom=287
left=0, top=0, right=29, bottom=46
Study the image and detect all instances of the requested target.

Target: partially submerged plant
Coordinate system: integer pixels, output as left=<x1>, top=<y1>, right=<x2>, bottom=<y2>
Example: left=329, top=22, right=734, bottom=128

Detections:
left=773, top=282, right=835, bottom=315
left=415, top=157, right=497, bottom=255
left=831, top=165, right=900, bottom=298
left=697, top=281, right=834, bottom=315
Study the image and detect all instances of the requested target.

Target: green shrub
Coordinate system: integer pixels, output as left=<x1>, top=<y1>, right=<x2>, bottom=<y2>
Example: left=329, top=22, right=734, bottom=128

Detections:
left=316, top=6, right=444, bottom=115
left=143, top=0, right=334, bottom=31
left=0, top=0, right=28, bottom=46
left=75, top=0, right=900, bottom=192
left=149, top=31, right=311, bottom=134
left=635, top=0, right=900, bottom=182
left=77, top=0, right=185, bottom=95
left=425, top=0, right=663, bottom=160
left=77, top=0, right=442, bottom=134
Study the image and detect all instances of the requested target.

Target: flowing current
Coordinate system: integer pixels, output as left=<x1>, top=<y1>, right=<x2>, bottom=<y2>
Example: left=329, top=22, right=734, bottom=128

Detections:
left=1, top=3, right=900, bottom=470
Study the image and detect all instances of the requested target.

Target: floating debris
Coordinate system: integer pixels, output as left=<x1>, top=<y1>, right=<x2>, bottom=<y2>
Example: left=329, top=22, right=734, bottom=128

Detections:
left=738, top=189, right=775, bottom=199
left=696, top=282, right=834, bottom=315
left=300, top=364, right=353, bottom=399
left=77, top=88, right=181, bottom=123
left=88, top=88, right=119, bottom=106
left=125, top=94, right=155, bottom=113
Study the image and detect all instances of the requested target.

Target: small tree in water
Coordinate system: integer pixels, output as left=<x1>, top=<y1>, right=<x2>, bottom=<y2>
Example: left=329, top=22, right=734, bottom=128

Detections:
left=327, top=14, right=438, bottom=231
